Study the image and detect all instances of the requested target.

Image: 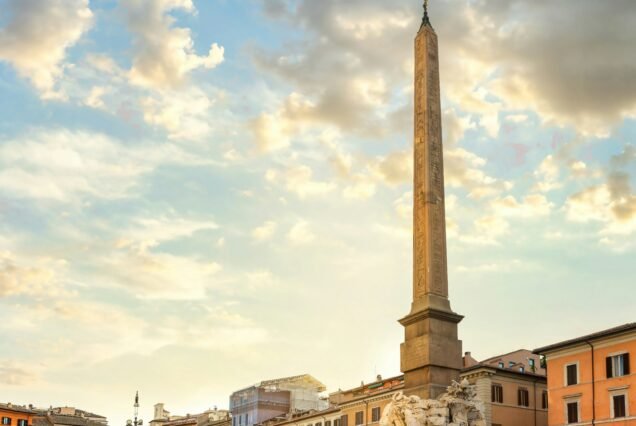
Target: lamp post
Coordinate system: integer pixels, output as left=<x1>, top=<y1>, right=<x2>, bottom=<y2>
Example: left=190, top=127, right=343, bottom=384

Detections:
left=126, top=392, right=143, bottom=426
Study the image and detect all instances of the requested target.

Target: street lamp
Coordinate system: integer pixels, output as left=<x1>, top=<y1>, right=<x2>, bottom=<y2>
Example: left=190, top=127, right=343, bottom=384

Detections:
left=126, top=392, right=143, bottom=426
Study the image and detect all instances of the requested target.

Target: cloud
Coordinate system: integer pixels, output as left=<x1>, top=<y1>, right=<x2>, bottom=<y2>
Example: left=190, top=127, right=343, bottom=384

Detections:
left=0, top=129, right=209, bottom=203
left=103, top=244, right=222, bottom=300
left=256, top=0, right=636, bottom=139
left=371, top=150, right=412, bottom=185
left=534, top=155, right=562, bottom=192
left=0, top=361, right=38, bottom=386
left=0, top=0, right=93, bottom=99
left=445, top=148, right=511, bottom=199
left=252, top=0, right=415, bottom=139
left=251, top=221, right=277, bottom=242
left=250, top=93, right=313, bottom=152
left=343, top=177, right=377, bottom=200
left=267, top=165, right=337, bottom=199
left=117, top=215, right=218, bottom=251
left=565, top=145, right=636, bottom=238
left=141, top=87, right=215, bottom=140
left=287, top=221, right=315, bottom=245
left=491, top=194, right=553, bottom=218
left=0, top=252, right=67, bottom=299
left=122, top=0, right=224, bottom=89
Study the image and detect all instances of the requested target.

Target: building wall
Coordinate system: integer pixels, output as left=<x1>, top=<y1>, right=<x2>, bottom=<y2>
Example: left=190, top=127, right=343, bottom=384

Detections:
left=0, top=408, right=34, bottom=426
left=545, top=334, right=636, bottom=425
left=461, top=369, right=547, bottom=426
left=339, top=392, right=398, bottom=426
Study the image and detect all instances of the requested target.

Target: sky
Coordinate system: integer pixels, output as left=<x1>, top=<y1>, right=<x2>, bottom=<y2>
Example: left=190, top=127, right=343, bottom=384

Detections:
left=0, top=0, right=635, bottom=424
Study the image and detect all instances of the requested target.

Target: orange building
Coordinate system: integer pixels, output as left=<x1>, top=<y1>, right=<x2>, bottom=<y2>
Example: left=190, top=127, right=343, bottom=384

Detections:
left=534, top=323, right=636, bottom=425
left=0, top=403, right=35, bottom=426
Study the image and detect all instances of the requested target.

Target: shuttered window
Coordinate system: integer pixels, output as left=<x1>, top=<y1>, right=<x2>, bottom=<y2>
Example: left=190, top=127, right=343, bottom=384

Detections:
left=541, top=391, right=548, bottom=409
left=341, top=414, right=348, bottom=426
left=613, top=395, right=627, bottom=418
left=371, top=407, right=381, bottom=423
left=607, top=353, right=630, bottom=378
left=354, top=411, right=363, bottom=426
left=491, top=384, right=503, bottom=403
left=566, top=364, right=578, bottom=386
left=567, top=402, right=579, bottom=424
left=518, top=388, right=529, bottom=407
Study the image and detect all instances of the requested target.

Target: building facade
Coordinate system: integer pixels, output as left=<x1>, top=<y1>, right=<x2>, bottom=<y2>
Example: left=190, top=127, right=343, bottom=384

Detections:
left=0, top=403, right=35, bottom=426
left=535, top=323, right=636, bottom=425
left=150, top=404, right=231, bottom=426
left=258, top=376, right=404, bottom=426
left=461, top=350, right=547, bottom=426
left=230, top=375, right=328, bottom=426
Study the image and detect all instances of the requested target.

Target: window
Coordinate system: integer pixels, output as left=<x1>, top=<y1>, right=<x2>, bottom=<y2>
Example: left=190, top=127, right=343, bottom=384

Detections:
left=371, top=407, right=381, bottom=423
left=244, top=414, right=248, bottom=426
left=541, top=391, right=548, bottom=409
left=17, top=421, right=27, bottom=426
left=325, top=421, right=331, bottom=426
left=334, top=419, right=340, bottom=426
left=491, top=384, right=503, bottom=403
left=567, top=402, right=579, bottom=424
left=509, top=361, right=515, bottom=368
left=613, top=394, right=627, bottom=418
left=341, top=415, right=348, bottom=426
left=607, top=353, right=630, bottom=378
left=233, top=417, right=236, bottom=426
left=518, top=388, right=529, bottom=407
left=354, top=411, right=363, bottom=426
left=529, top=358, right=536, bottom=369
left=498, top=362, right=504, bottom=369
left=316, top=422, right=323, bottom=426
left=519, top=366, right=525, bottom=373
left=566, top=363, right=578, bottom=386
left=1, top=418, right=11, bottom=426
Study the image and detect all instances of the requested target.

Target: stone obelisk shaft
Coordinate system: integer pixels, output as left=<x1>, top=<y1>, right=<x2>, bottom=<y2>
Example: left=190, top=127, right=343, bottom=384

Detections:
left=412, top=15, right=449, bottom=314
left=399, top=14, right=463, bottom=400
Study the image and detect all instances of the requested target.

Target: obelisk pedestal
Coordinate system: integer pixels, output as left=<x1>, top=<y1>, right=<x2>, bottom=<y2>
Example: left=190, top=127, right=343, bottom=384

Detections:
left=399, top=7, right=464, bottom=400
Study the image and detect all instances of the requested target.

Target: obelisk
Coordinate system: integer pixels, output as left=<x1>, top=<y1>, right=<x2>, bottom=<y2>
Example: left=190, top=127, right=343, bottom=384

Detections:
left=399, top=1, right=464, bottom=400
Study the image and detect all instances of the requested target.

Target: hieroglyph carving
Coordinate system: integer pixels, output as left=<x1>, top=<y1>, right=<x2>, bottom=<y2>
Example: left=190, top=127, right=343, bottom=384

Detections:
left=413, top=27, right=448, bottom=299
left=380, top=380, right=486, bottom=426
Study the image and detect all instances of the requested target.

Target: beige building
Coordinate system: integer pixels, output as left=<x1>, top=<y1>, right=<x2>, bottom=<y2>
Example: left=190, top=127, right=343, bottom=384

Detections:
left=150, top=405, right=230, bottom=426
left=258, top=376, right=404, bottom=426
left=461, top=350, right=548, bottom=426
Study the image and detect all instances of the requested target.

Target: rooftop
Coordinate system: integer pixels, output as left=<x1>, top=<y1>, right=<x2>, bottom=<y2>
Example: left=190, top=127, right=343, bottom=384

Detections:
left=533, top=323, right=636, bottom=354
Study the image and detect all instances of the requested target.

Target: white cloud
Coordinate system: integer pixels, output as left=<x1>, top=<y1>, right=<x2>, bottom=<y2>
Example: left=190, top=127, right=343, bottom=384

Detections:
left=0, top=129, right=209, bottom=203
left=0, top=361, right=38, bottom=386
left=267, top=165, right=337, bottom=199
left=491, top=194, right=553, bottom=218
left=0, top=252, right=67, bottom=299
left=445, top=148, right=511, bottom=199
left=116, top=215, right=218, bottom=251
left=287, top=221, right=315, bottom=245
left=0, top=0, right=93, bottom=99
left=122, top=0, right=224, bottom=89
left=103, top=244, right=222, bottom=300
left=534, top=155, right=561, bottom=193
left=251, top=221, right=277, bottom=242
left=141, top=87, right=215, bottom=140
